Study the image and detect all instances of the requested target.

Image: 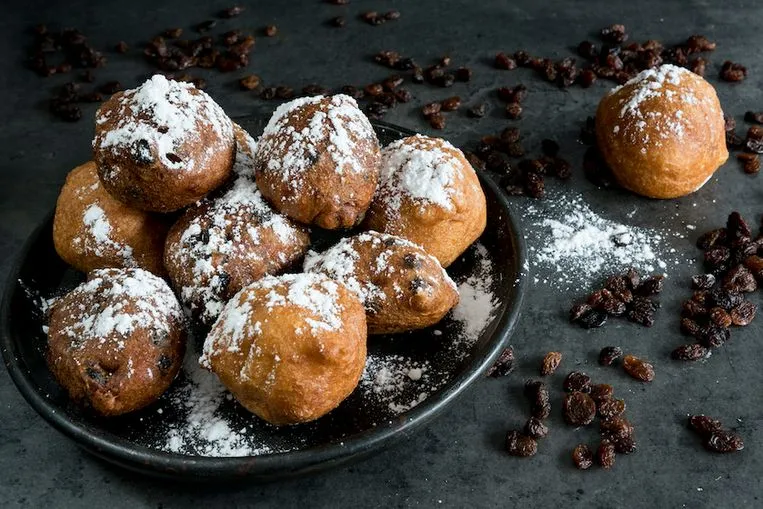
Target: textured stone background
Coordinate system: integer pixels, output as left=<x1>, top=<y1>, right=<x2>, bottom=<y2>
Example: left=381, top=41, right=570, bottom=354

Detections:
left=1, top=1, right=761, bottom=507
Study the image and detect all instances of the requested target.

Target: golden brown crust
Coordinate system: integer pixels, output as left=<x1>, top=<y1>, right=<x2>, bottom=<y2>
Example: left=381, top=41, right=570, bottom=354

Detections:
left=93, top=75, right=235, bottom=212
left=304, top=231, right=459, bottom=334
left=253, top=95, right=381, bottom=229
left=164, top=176, right=311, bottom=325
left=47, top=268, right=186, bottom=416
left=53, top=161, right=170, bottom=276
left=363, top=135, right=487, bottom=267
left=595, top=64, right=728, bottom=199
left=202, top=273, right=367, bottom=425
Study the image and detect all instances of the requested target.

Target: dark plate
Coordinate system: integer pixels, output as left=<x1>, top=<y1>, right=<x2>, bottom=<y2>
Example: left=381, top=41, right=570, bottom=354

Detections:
left=0, top=119, right=526, bottom=482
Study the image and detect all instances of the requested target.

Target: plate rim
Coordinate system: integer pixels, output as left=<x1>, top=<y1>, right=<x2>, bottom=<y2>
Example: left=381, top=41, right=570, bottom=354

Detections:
left=0, top=121, right=527, bottom=481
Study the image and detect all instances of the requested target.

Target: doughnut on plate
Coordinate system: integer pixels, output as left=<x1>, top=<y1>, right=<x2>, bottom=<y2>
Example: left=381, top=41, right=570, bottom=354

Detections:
left=1, top=119, right=526, bottom=482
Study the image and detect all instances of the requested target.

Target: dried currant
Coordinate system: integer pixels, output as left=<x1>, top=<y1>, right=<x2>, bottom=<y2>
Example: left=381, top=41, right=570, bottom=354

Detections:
left=598, top=346, right=623, bottom=366
left=563, top=391, right=597, bottom=426
left=563, top=372, right=592, bottom=393
left=505, top=430, right=538, bottom=457
left=572, top=444, right=594, bottom=470
left=540, top=351, right=563, bottom=376
left=622, top=354, right=655, bottom=382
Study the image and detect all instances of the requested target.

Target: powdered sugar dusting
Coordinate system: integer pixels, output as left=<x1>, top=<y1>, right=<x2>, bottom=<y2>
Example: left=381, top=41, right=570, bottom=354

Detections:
left=359, top=355, right=445, bottom=414
left=255, top=94, right=378, bottom=195
left=167, top=171, right=304, bottom=324
left=303, top=231, right=456, bottom=311
left=94, top=74, right=232, bottom=173
left=201, top=273, right=344, bottom=368
left=73, top=204, right=134, bottom=264
left=53, top=268, right=182, bottom=351
left=523, top=191, right=686, bottom=290
left=376, top=134, right=466, bottom=216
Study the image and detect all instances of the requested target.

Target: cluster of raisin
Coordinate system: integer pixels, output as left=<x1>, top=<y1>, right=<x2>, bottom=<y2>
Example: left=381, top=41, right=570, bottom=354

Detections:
left=570, top=268, right=664, bottom=329
left=494, top=25, right=735, bottom=90
left=464, top=129, right=571, bottom=199
left=420, top=96, right=462, bottom=130
left=726, top=115, right=763, bottom=174
left=672, top=212, right=760, bottom=361
left=562, top=371, right=636, bottom=470
left=505, top=379, right=552, bottom=458
left=688, top=415, right=744, bottom=453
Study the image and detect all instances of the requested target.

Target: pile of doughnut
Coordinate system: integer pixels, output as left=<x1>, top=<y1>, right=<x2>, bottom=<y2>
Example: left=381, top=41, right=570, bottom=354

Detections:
left=47, top=75, right=487, bottom=425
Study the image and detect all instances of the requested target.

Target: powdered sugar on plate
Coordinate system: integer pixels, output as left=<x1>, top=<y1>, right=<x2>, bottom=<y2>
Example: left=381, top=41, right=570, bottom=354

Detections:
left=359, top=354, right=445, bottom=415
left=161, top=346, right=273, bottom=457
left=523, top=191, right=685, bottom=290
left=450, top=243, right=498, bottom=351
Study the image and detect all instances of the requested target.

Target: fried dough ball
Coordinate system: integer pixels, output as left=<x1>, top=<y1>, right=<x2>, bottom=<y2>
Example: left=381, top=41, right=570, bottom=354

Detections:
left=47, top=268, right=186, bottom=416
left=53, top=161, right=170, bottom=276
left=201, top=273, right=366, bottom=425
left=304, top=231, right=459, bottom=334
left=164, top=175, right=310, bottom=325
left=595, top=64, right=728, bottom=199
left=93, top=74, right=235, bottom=212
left=363, top=135, right=487, bottom=267
left=253, top=94, right=381, bottom=229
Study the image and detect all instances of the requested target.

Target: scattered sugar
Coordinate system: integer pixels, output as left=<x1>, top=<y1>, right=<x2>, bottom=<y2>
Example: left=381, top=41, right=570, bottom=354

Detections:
left=162, top=346, right=272, bottom=457
left=359, top=354, right=445, bottom=414
left=450, top=244, right=497, bottom=350
left=523, top=191, right=685, bottom=290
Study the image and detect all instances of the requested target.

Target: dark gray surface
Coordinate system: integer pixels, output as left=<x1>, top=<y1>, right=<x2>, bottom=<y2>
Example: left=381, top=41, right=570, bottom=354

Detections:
left=1, top=0, right=761, bottom=507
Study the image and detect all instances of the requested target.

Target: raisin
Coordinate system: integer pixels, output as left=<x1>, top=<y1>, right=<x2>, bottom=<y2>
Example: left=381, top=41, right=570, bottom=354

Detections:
left=613, top=436, right=637, bottom=455
left=505, top=430, right=538, bottom=457
left=572, top=444, right=594, bottom=470
left=524, top=417, right=549, bottom=439
left=636, top=275, right=664, bottom=296
left=561, top=372, right=590, bottom=394
left=680, top=317, right=702, bottom=337
left=505, top=103, right=522, bottom=119
left=467, top=103, right=486, bottom=118
left=604, top=275, right=629, bottom=294
left=697, top=228, right=728, bottom=250
left=723, top=265, right=757, bottom=293
left=589, top=383, right=613, bottom=403
left=700, top=325, right=730, bottom=348
left=600, top=416, right=634, bottom=441
left=691, top=274, right=716, bottom=290
left=597, top=440, right=616, bottom=469
left=441, top=96, right=461, bottom=111
left=688, top=415, right=724, bottom=437
left=540, top=351, right=562, bottom=376
left=329, top=16, right=346, bottom=27
left=707, top=288, right=743, bottom=310
left=525, top=380, right=551, bottom=420
left=598, top=346, right=623, bottom=366
left=690, top=57, right=707, bottom=76
left=729, top=300, right=755, bottom=326
left=706, top=430, right=744, bottom=453
left=495, top=52, right=517, bottom=70
left=157, top=354, right=173, bottom=372
left=239, top=75, right=261, bottom=90
left=627, top=297, right=657, bottom=327
left=578, top=309, right=608, bottom=328
left=598, top=398, right=626, bottom=419
left=264, top=25, right=277, bottom=37
left=744, top=255, right=763, bottom=280
left=486, top=347, right=515, bottom=377
left=563, top=392, right=597, bottom=427
left=622, top=354, right=654, bottom=382
left=428, top=113, right=446, bottom=130
left=720, top=60, right=747, bottom=82
left=672, top=343, right=709, bottom=361
left=220, top=5, right=245, bottom=17
left=709, top=307, right=733, bottom=328
left=421, top=102, right=441, bottom=116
